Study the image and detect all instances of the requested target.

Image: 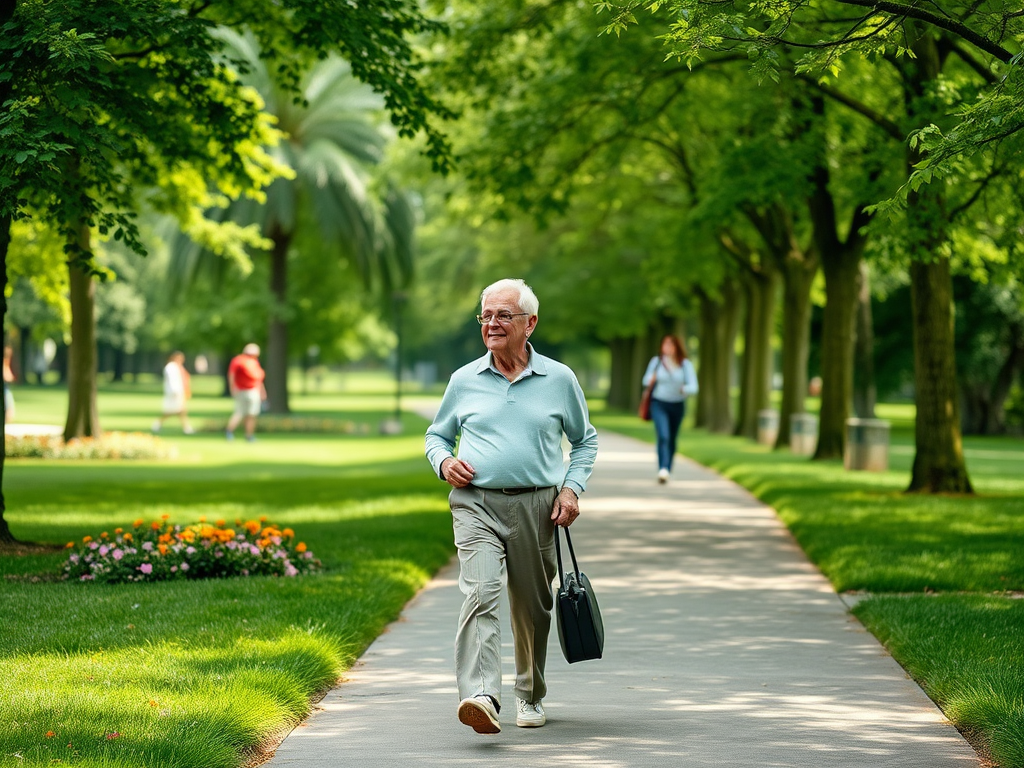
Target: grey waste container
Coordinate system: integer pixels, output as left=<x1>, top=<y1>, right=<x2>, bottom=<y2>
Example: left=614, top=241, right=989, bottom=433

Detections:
left=844, top=418, right=890, bottom=471
left=757, top=409, right=779, bottom=446
left=790, top=413, right=818, bottom=456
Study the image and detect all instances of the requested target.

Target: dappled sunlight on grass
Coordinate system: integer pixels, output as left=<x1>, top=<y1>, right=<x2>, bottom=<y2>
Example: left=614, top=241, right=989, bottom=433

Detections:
left=1, top=386, right=456, bottom=768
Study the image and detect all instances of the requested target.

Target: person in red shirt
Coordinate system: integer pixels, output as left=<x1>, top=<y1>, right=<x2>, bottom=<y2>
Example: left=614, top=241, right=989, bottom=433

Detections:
left=226, top=343, right=267, bottom=442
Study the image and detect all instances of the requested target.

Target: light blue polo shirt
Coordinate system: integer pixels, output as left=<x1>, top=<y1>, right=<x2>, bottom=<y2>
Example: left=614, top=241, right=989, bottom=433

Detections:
left=425, top=345, right=598, bottom=495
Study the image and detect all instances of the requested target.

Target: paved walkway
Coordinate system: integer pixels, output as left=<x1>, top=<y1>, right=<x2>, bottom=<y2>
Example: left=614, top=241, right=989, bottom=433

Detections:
left=266, top=430, right=979, bottom=767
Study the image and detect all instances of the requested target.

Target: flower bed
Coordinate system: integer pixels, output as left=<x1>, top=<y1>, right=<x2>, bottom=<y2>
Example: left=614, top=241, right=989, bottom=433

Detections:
left=5, top=432, right=176, bottom=460
left=62, top=517, right=321, bottom=583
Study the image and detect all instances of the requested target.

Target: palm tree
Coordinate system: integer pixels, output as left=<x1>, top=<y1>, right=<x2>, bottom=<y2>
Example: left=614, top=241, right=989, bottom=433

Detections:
left=174, top=29, right=415, bottom=412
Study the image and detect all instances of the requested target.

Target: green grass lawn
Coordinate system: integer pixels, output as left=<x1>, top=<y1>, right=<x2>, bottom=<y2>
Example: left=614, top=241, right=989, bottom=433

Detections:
left=590, top=405, right=1024, bottom=768
left=2, top=376, right=454, bottom=768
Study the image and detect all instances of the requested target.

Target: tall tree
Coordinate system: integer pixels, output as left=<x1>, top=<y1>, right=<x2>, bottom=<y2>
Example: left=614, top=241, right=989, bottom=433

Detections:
left=601, top=0, right=1013, bottom=489
left=173, top=30, right=415, bottom=413
left=0, top=0, right=450, bottom=542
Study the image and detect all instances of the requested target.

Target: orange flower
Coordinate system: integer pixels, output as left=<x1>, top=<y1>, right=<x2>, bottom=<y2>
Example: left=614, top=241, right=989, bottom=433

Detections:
left=161, top=514, right=170, bottom=520
left=257, top=538, right=270, bottom=549
left=215, top=519, right=226, bottom=528
left=245, top=521, right=261, bottom=535
left=150, top=521, right=161, bottom=530
left=158, top=533, right=173, bottom=544
left=261, top=526, right=279, bottom=537
left=123, top=532, right=133, bottom=542
left=259, top=515, right=268, bottom=523
left=133, top=519, right=144, bottom=528
left=296, top=542, right=307, bottom=553
left=45, top=731, right=55, bottom=738
left=114, top=527, right=123, bottom=535
left=158, top=544, right=169, bottom=555
left=65, top=542, right=74, bottom=549
left=198, top=516, right=207, bottom=523
left=82, top=536, right=93, bottom=544
left=282, top=528, right=294, bottom=538
left=149, top=699, right=158, bottom=707
left=178, top=530, right=196, bottom=543
left=235, top=518, right=243, bottom=526
left=100, top=532, right=109, bottom=539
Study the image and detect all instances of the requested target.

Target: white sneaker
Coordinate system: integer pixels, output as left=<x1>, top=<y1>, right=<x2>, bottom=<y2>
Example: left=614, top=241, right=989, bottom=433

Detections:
left=516, top=697, right=546, bottom=727
left=658, top=468, right=669, bottom=484
left=458, top=695, right=500, bottom=734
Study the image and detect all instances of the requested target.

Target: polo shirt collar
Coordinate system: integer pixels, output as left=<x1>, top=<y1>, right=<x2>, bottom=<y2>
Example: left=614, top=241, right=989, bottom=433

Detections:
left=475, top=343, right=548, bottom=376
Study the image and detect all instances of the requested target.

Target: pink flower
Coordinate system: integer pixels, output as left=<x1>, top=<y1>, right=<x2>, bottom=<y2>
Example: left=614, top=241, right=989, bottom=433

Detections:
left=68, top=554, right=80, bottom=564
left=142, top=542, right=154, bottom=551
left=98, top=545, right=109, bottom=557
left=80, top=574, right=94, bottom=581
left=249, top=545, right=261, bottom=556
left=112, top=549, right=124, bottom=561
left=185, top=546, right=196, bottom=555
left=139, top=563, right=153, bottom=574
left=284, top=563, right=298, bottom=577
left=180, top=562, right=190, bottom=572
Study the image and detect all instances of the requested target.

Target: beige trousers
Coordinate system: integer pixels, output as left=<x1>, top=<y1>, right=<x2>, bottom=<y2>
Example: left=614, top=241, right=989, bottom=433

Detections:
left=450, top=485, right=558, bottom=708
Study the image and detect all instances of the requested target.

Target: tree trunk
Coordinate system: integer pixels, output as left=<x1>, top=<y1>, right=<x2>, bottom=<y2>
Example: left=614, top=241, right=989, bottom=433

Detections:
left=0, top=212, right=14, bottom=545
left=813, top=250, right=859, bottom=459
left=853, top=260, right=876, bottom=418
left=696, top=282, right=740, bottom=433
left=734, top=267, right=778, bottom=439
left=904, top=29, right=972, bottom=494
left=907, top=258, right=972, bottom=492
left=607, top=336, right=636, bottom=410
left=64, top=224, right=101, bottom=442
left=982, top=322, right=1024, bottom=434
left=111, top=347, right=126, bottom=382
left=774, top=251, right=817, bottom=448
left=266, top=227, right=290, bottom=414
left=1, top=0, right=19, bottom=544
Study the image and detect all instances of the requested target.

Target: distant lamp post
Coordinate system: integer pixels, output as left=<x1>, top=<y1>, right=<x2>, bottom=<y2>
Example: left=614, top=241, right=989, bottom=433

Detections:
left=380, top=291, right=407, bottom=435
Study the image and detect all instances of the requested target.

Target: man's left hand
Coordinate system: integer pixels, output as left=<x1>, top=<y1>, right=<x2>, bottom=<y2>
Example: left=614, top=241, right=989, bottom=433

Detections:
left=551, top=487, right=579, bottom=527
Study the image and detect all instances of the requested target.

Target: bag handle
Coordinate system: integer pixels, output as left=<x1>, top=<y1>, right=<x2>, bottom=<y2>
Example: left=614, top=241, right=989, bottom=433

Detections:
left=554, top=525, right=582, bottom=593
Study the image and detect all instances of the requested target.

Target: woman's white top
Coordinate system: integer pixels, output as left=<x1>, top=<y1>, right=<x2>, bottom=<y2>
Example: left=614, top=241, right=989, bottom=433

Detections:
left=642, top=356, right=699, bottom=403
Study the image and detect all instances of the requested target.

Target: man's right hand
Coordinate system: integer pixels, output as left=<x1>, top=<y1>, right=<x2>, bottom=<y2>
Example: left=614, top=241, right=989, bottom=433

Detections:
left=441, top=457, right=475, bottom=488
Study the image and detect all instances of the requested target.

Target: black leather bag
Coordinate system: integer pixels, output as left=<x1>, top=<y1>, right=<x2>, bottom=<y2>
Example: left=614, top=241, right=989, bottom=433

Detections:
left=554, top=525, right=604, bottom=663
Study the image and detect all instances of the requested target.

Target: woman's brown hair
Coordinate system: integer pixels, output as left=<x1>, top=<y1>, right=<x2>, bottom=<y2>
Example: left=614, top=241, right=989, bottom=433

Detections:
left=661, top=334, right=687, bottom=365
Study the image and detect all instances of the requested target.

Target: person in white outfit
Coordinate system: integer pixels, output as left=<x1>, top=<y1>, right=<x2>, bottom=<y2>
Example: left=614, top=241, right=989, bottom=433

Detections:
left=153, top=351, right=194, bottom=434
left=641, top=334, right=698, bottom=483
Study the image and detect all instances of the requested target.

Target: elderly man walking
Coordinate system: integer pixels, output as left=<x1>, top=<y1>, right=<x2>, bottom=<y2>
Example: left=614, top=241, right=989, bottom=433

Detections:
left=425, top=278, right=598, bottom=734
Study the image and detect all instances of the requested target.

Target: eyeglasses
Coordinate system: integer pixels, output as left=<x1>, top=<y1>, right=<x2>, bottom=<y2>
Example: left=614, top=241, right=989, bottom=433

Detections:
left=476, top=312, right=529, bottom=325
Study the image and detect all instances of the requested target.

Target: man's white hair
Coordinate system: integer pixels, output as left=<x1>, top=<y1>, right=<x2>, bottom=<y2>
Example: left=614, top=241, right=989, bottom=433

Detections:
left=480, top=278, right=539, bottom=316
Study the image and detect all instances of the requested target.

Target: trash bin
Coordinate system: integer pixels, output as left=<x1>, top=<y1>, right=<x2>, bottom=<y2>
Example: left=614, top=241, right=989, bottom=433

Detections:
left=844, top=418, right=890, bottom=471
left=757, top=409, right=779, bottom=446
left=790, top=413, right=818, bottom=456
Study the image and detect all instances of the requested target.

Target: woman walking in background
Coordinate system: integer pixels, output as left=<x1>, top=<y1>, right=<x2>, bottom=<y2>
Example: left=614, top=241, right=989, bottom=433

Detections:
left=153, top=351, right=194, bottom=434
left=642, top=335, right=698, bottom=483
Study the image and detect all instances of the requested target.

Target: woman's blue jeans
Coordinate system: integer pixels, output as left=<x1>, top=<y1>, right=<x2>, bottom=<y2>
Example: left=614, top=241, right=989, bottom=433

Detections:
left=650, top=398, right=686, bottom=471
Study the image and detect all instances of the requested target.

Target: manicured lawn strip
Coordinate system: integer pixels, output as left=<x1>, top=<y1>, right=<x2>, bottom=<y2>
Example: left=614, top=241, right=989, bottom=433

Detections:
left=1, top=400, right=455, bottom=768
left=854, top=596, right=1024, bottom=768
left=591, top=407, right=1024, bottom=768
left=589, top=410, right=1024, bottom=592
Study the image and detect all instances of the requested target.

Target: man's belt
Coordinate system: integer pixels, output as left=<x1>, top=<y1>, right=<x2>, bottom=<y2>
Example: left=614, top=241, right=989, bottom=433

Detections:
left=498, top=486, right=546, bottom=495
